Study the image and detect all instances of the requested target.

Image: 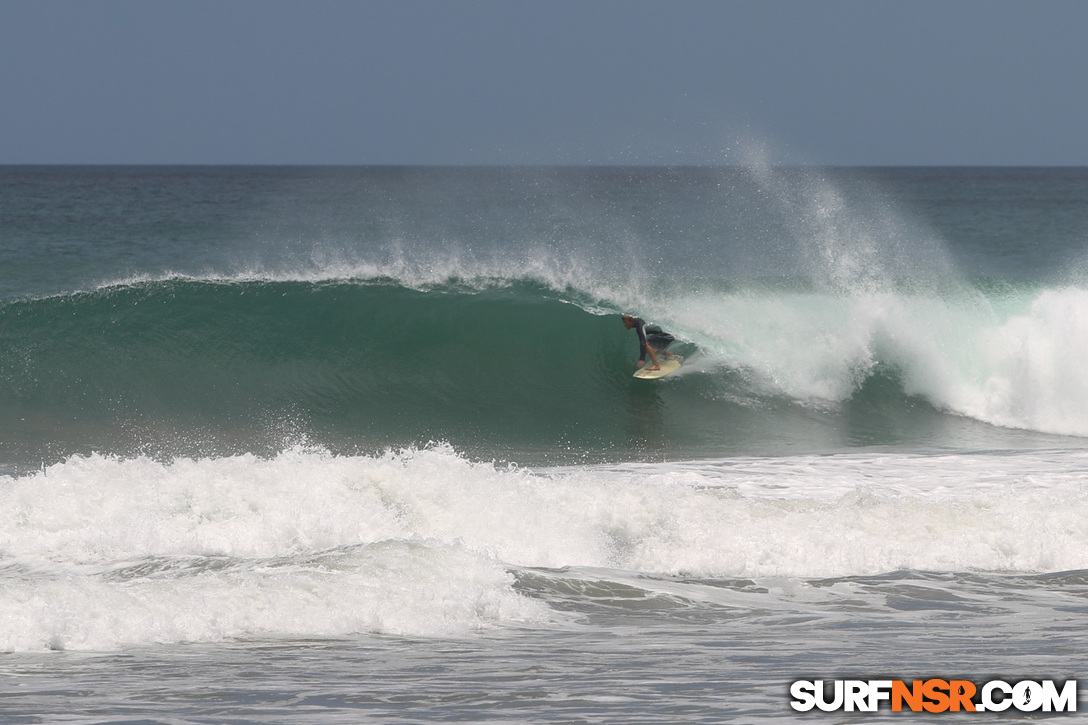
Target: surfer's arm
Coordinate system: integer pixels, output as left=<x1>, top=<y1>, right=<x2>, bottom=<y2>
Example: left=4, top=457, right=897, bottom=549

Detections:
left=645, top=346, right=661, bottom=370
left=631, top=317, right=659, bottom=369
left=635, top=321, right=649, bottom=362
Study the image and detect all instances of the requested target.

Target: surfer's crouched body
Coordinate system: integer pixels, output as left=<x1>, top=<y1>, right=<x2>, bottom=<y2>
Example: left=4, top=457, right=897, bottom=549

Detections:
left=622, top=314, right=675, bottom=371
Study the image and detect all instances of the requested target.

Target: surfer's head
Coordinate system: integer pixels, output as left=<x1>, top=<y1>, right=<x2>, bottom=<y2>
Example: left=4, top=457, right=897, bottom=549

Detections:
left=621, top=314, right=636, bottom=329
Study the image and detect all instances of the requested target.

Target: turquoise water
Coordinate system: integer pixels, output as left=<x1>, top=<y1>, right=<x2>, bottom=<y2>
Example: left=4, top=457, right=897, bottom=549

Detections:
left=1, top=166, right=1087, bottom=721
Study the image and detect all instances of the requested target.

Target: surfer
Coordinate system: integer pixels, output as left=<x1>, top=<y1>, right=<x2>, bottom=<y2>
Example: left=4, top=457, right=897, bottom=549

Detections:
left=622, top=314, right=675, bottom=371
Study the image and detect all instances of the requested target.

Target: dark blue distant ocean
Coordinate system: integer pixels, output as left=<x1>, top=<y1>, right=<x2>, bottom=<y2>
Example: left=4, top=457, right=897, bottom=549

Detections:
left=2, top=166, right=1087, bottom=722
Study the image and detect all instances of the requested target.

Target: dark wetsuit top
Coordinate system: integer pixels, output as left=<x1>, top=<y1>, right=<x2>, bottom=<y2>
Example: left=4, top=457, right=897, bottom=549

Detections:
left=632, top=317, right=675, bottom=362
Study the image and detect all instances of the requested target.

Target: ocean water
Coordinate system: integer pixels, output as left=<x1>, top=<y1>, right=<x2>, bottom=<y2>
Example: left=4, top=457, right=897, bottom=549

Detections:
left=1, top=165, right=1087, bottom=722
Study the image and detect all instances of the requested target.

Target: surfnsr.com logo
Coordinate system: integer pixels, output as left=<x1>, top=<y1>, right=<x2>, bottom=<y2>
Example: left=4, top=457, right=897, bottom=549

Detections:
left=790, top=679, right=1078, bottom=713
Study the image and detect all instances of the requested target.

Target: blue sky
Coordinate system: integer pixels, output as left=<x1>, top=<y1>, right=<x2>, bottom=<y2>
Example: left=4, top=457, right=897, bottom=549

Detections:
left=2, top=0, right=1085, bottom=165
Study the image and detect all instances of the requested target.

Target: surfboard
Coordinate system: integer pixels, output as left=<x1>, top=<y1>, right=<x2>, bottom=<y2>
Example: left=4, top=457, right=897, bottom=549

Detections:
left=633, top=356, right=684, bottom=380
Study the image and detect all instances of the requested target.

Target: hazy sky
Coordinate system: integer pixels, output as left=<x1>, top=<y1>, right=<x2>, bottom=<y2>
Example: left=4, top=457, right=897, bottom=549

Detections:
left=2, top=0, right=1086, bottom=165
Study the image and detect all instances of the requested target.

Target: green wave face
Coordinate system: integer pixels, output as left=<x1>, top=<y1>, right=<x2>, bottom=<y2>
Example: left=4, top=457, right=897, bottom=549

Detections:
left=1, top=276, right=1079, bottom=469
left=0, top=279, right=668, bottom=463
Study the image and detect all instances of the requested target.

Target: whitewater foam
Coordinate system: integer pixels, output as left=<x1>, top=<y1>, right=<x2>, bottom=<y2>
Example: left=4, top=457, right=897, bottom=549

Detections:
left=640, top=278, right=1088, bottom=438
left=3, top=445, right=1088, bottom=650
